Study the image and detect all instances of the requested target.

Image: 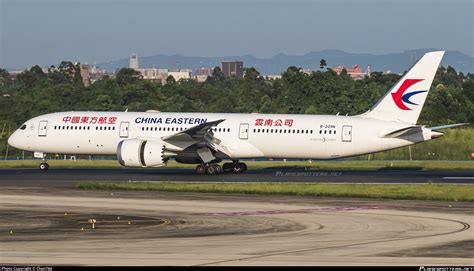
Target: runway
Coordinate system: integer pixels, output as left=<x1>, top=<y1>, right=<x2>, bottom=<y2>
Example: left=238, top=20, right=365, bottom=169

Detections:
left=0, top=168, right=473, bottom=187
left=1, top=187, right=473, bottom=266
left=1, top=167, right=473, bottom=265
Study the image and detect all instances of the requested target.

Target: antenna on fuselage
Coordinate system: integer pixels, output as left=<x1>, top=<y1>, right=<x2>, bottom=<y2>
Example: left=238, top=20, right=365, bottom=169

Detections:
left=336, top=112, right=340, bottom=116
left=125, top=108, right=129, bottom=112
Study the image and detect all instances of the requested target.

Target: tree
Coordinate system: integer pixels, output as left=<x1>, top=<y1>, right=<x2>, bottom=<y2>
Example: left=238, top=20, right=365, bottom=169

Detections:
left=304, top=105, right=317, bottom=114
left=320, top=59, right=327, bottom=70
left=206, top=67, right=225, bottom=83
left=115, top=68, right=142, bottom=86
left=244, top=67, right=261, bottom=81
left=166, top=75, right=176, bottom=85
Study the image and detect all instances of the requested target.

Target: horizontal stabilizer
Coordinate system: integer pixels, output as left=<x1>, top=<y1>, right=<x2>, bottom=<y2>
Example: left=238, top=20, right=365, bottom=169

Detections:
left=428, top=123, right=469, bottom=131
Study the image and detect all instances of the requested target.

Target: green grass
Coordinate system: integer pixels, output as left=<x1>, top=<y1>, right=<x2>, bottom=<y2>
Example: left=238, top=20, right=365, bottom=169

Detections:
left=77, top=182, right=474, bottom=202
left=0, top=159, right=473, bottom=170
left=0, top=159, right=122, bottom=169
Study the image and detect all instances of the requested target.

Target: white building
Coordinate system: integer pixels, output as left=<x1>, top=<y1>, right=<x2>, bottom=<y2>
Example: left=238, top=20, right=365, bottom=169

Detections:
left=129, top=54, right=139, bottom=69
left=168, top=71, right=191, bottom=81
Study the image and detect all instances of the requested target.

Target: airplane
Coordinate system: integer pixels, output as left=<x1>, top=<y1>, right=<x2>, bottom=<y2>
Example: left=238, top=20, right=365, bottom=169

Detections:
left=7, top=51, right=467, bottom=174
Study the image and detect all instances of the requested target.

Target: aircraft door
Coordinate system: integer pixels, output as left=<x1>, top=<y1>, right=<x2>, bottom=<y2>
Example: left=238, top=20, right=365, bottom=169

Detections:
left=239, top=123, right=249, bottom=140
left=342, top=125, right=352, bottom=142
left=38, top=120, right=48, bottom=137
left=119, top=122, right=130, bottom=138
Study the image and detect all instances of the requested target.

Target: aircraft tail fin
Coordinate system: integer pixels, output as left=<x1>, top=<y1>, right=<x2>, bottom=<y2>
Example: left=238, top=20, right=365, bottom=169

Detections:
left=360, top=51, right=445, bottom=124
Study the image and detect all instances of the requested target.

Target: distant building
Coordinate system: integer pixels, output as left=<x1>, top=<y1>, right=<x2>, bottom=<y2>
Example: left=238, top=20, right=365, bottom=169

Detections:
left=129, top=54, right=139, bottom=69
left=168, top=71, right=192, bottom=81
left=194, top=67, right=214, bottom=76
left=331, top=64, right=369, bottom=79
left=222, top=61, right=243, bottom=79
left=194, top=75, right=209, bottom=82
left=136, top=68, right=168, bottom=84
left=193, top=67, right=214, bottom=82
left=79, top=64, right=91, bottom=87
left=265, top=75, right=282, bottom=80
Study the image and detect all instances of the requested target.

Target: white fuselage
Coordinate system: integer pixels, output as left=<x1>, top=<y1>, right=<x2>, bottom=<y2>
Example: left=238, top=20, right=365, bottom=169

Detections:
left=8, top=111, right=433, bottom=161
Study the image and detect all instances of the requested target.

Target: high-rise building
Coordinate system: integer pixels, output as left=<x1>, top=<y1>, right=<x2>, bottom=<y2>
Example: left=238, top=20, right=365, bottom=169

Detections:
left=222, top=61, right=243, bottom=79
left=129, top=54, right=139, bottom=69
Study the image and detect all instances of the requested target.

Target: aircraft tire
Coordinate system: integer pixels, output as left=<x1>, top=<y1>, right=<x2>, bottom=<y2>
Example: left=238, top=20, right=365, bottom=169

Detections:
left=222, top=163, right=233, bottom=173
left=206, top=164, right=218, bottom=175
left=196, top=164, right=206, bottom=174
left=232, top=163, right=246, bottom=173
left=39, top=162, right=49, bottom=171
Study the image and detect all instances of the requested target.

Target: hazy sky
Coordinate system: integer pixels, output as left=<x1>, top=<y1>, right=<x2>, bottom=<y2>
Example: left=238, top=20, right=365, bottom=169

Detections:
left=1, top=0, right=473, bottom=69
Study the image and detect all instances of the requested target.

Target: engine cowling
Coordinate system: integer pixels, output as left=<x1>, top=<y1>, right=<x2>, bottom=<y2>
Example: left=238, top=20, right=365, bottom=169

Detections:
left=117, top=139, right=169, bottom=167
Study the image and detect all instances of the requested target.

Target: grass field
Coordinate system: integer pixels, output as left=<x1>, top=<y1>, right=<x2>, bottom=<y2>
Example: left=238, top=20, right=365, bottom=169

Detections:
left=0, top=159, right=473, bottom=170
left=77, top=182, right=474, bottom=202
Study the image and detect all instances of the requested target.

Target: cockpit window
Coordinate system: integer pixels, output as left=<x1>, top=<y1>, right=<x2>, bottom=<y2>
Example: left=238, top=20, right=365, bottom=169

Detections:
left=20, top=124, right=27, bottom=130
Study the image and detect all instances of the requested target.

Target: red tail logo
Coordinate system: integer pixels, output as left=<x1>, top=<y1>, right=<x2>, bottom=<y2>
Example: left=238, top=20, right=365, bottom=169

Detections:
left=391, top=79, right=425, bottom=110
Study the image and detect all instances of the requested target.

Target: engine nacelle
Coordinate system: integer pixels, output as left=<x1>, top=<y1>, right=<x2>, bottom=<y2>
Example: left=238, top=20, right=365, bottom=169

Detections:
left=117, top=139, right=168, bottom=167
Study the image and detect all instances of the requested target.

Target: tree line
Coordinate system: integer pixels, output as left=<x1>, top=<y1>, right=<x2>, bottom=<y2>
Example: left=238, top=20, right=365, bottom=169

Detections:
left=0, top=61, right=473, bottom=159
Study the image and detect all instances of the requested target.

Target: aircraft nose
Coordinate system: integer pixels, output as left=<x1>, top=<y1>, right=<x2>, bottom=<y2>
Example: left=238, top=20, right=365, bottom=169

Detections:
left=7, top=130, right=21, bottom=149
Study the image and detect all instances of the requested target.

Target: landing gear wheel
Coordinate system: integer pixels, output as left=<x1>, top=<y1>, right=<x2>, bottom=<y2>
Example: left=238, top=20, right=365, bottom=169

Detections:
left=39, top=162, right=49, bottom=171
left=215, top=164, right=222, bottom=174
left=222, top=163, right=233, bottom=173
left=232, top=162, right=247, bottom=173
left=206, top=164, right=218, bottom=175
left=196, top=164, right=206, bottom=174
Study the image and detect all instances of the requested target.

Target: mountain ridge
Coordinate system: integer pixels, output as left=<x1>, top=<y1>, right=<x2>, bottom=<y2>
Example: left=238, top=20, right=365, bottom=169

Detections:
left=97, top=49, right=474, bottom=74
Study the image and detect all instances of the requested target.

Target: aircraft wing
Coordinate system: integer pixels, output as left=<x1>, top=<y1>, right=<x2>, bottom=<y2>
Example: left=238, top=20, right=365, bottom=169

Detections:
left=161, top=119, right=232, bottom=159
left=161, top=119, right=225, bottom=142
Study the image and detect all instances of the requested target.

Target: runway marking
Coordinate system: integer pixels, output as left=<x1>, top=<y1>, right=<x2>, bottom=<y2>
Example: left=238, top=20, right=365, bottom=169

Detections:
left=203, top=206, right=389, bottom=216
left=443, top=177, right=474, bottom=180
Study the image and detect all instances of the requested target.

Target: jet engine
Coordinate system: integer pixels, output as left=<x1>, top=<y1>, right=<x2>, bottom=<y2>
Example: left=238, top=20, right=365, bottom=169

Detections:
left=117, top=139, right=175, bottom=167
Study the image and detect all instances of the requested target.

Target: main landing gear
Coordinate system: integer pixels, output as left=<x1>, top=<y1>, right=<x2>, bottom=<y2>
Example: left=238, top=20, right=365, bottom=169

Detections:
left=196, top=162, right=247, bottom=175
left=39, top=161, right=49, bottom=170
